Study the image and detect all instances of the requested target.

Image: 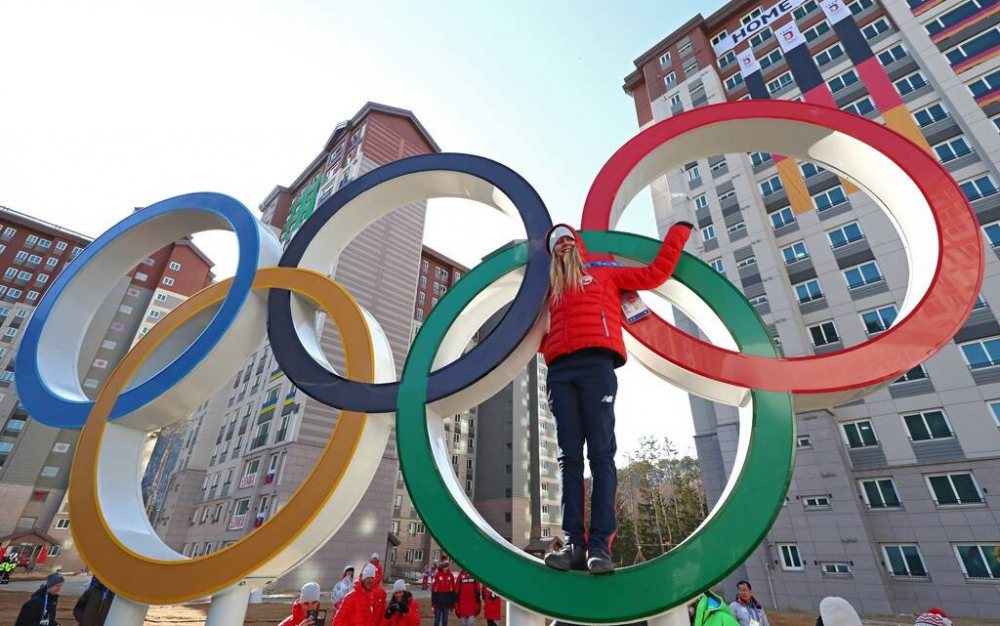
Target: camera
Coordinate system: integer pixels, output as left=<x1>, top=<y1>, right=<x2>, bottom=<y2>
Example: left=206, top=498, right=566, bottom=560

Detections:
left=307, top=608, right=327, bottom=626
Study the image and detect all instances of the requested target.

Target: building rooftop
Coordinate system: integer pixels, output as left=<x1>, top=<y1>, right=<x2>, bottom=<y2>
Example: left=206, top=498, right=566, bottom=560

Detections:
left=0, top=204, right=93, bottom=243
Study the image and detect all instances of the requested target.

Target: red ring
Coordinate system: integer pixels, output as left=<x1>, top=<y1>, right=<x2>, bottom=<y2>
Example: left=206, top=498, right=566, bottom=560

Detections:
left=581, top=100, right=983, bottom=395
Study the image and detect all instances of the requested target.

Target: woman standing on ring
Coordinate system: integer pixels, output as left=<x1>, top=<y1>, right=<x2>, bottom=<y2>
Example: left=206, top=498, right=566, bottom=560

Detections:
left=541, top=221, right=693, bottom=574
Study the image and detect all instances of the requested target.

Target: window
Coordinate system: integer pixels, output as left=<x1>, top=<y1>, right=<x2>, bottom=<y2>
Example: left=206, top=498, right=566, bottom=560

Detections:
left=694, top=194, right=708, bottom=210
left=927, top=472, right=983, bottom=505
left=720, top=49, right=737, bottom=68
left=728, top=222, right=746, bottom=235
left=861, top=305, right=897, bottom=334
left=169, top=261, right=181, bottom=271
left=27, top=254, right=41, bottom=264
left=878, top=43, right=907, bottom=66
left=55, top=241, right=67, bottom=251
left=149, top=310, right=161, bottom=319
left=26, top=291, right=38, bottom=301
left=862, top=17, right=891, bottom=39
left=813, top=186, right=848, bottom=212
left=945, top=27, right=1000, bottom=66
left=750, top=152, right=772, bottom=167
left=686, top=163, right=701, bottom=181
left=736, top=255, right=755, bottom=268
left=17, top=271, right=31, bottom=281
left=711, top=30, right=728, bottom=47
left=828, top=69, right=860, bottom=93
left=670, top=94, right=682, bottom=107
left=7, top=289, right=20, bottom=299
left=709, top=259, right=725, bottom=273
left=989, top=400, right=1000, bottom=426
left=794, top=435, right=812, bottom=450
left=759, top=48, right=783, bottom=71
left=683, top=60, right=699, bottom=75
left=795, top=279, right=824, bottom=304
left=862, top=478, right=901, bottom=509
left=725, top=72, right=745, bottom=91
left=664, top=72, right=677, bottom=88
left=25, top=235, right=38, bottom=247
left=803, top=495, right=831, bottom=509
left=1, top=228, right=14, bottom=239
left=700, top=225, right=716, bottom=242
left=955, top=544, right=1000, bottom=580
left=749, top=28, right=773, bottom=47
left=659, top=51, right=671, bottom=66
left=14, top=251, right=28, bottom=263
left=779, top=544, right=804, bottom=570
left=843, top=261, right=883, bottom=289
left=3, top=268, right=14, bottom=279
left=771, top=206, right=795, bottom=229
left=760, top=175, right=783, bottom=196
left=794, top=0, right=819, bottom=20
left=767, top=71, right=794, bottom=94
left=781, top=241, right=809, bottom=264
left=41, top=465, right=59, bottom=477
left=4, top=328, right=17, bottom=338
left=933, top=136, right=973, bottom=163
left=163, top=277, right=175, bottom=287
left=913, top=103, right=948, bottom=127
left=822, top=562, right=852, bottom=575
left=416, top=309, right=423, bottom=320
left=968, top=68, right=1000, bottom=97
left=843, top=96, right=875, bottom=116
left=959, top=336, right=1000, bottom=368
left=983, top=220, right=1000, bottom=247
left=800, top=162, right=826, bottom=178
left=828, top=221, right=864, bottom=248
left=809, top=321, right=841, bottom=347
left=155, top=293, right=168, bottom=303
left=711, top=159, right=728, bottom=174
left=35, top=273, right=47, bottom=284
left=961, top=174, right=998, bottom=201
left=55, top=518, right=70, bottom=529
left=895, top=71, right=927, bottom=96
left=842, top=419, right=878, bottom=448
left=678, top=41, right=693, bottom=55
left=883, top=545, right=928, bottom=578
left=904, top=410, right=952, bottom=441
left=804, top=20, right=832, bottom=42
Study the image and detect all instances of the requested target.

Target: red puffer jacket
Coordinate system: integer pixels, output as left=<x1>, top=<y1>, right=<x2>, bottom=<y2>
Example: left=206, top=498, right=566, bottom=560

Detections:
left=541, top=223, right=692, bottom=367
left=454, top=571, right=480, bottom=617
left=482, top=587, right=502, bottom=620
left=334, top=579, right=375, bottom=626
left=371, top=584, right=387, bottom=626
left=381, top=594, right=420, bottom=626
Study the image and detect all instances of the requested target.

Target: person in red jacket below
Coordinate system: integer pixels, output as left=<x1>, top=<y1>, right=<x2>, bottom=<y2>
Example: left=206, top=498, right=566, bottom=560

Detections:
left=482, top=586, right=502, bottom=626
left=333, top=563, right=378, bottom=626
left=381, top=579, right=420, bottom=626
left=278, top=582, right=323, bottom=626
left=431, top=558, right=457, bottom=626
left=453, top=568, right=480, bottom=626
left=369, top=553, right=383, bottom=586
left=541, top=221, right=694, bottom=574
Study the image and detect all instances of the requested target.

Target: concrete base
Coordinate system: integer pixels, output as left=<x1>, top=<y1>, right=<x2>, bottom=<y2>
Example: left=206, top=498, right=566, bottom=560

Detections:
left=105, top=596, right=149, bottom=626
left=205, top=584, right=253, bottom=626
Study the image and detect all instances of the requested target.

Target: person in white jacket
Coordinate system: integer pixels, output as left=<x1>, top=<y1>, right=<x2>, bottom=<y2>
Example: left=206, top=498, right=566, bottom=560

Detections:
left=728, top=581, right=770, bottom=626
left=331, top=564, right=355, bottom=613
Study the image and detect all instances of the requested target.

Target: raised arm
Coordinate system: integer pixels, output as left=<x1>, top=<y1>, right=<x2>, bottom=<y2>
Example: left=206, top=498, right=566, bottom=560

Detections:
left=612, top=222, right=693, bottom=292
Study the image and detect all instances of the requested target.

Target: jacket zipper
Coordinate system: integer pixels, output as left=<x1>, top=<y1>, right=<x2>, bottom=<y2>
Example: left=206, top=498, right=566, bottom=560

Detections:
left=601, top=310, right=610, bottom=337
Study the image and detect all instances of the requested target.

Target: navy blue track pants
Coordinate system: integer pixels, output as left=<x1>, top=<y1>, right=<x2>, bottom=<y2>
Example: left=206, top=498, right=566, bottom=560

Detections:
left=546, top=349, right=618, bottom=551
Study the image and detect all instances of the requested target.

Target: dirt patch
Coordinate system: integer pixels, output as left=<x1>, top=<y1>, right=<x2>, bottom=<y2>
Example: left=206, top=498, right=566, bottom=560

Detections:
left=3, top=594, right=999, bottom=626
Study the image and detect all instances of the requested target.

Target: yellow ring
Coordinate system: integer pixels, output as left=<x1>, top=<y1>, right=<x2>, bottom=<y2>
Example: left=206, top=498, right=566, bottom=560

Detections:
left=69, top=267, right=374, bottom=604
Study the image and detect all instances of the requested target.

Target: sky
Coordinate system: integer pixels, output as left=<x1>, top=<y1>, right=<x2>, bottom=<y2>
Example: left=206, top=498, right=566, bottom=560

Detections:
left=0, top=0, right=717, bottom=461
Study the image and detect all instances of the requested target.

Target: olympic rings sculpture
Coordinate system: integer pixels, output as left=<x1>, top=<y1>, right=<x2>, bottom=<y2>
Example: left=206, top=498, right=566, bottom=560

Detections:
left=14, top=101, right=983, bottom=624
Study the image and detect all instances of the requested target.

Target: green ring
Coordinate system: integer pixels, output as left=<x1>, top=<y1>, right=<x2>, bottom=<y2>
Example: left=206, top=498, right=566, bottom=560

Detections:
left=397, top=230, right=794, bottom=623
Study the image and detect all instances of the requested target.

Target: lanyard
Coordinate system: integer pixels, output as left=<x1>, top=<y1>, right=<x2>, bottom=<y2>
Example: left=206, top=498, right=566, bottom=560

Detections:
left=583, top=261, right=623, bottom=268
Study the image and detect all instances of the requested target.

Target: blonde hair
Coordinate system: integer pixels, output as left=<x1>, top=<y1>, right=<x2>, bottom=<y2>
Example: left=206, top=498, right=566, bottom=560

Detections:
left=550, top=245, right=586, bottom=302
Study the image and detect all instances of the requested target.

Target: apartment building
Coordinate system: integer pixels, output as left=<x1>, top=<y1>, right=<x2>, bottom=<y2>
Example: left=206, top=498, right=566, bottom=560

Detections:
left=623, top=0, right=1000, bottom=618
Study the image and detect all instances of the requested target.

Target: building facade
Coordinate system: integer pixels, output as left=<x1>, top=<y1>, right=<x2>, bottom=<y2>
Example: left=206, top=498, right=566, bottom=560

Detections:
left=624, top=0, right=1000, bottom=618
left=0, top=205, right=214, bottom=572
left=151, top=102, right=440, bottom=590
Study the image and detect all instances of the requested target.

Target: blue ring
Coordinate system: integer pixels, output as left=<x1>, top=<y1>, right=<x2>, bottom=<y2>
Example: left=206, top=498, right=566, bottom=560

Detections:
left=16, top=193, right=262, bottom=429
left=267, top=153, right=552, bottom=413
